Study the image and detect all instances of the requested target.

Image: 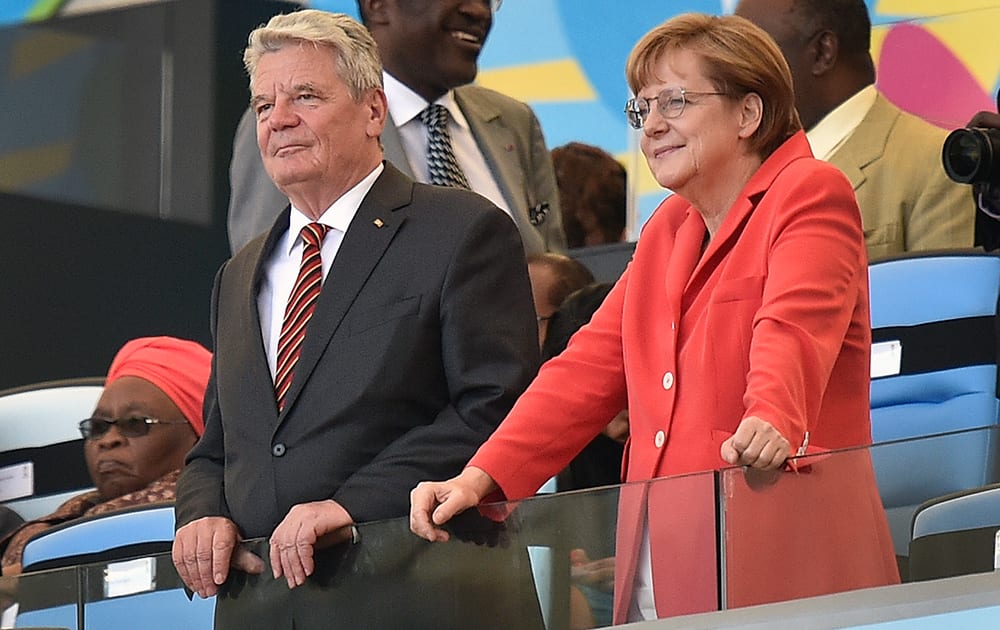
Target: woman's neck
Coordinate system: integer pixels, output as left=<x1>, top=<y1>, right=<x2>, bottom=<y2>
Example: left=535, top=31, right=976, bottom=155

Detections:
left=685, top=153, right=763, bottom=240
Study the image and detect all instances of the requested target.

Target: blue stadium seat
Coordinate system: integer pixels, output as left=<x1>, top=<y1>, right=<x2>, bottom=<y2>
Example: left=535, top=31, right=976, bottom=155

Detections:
left=21, top=505, right=175, bottom=573
left=16, top=504, right=214, bottom=630
left=0, top=378, right=102, bottom=521
left=908, top=483, right=1000, bottom=581
left=868, top=251, right=1000, bottom=557
left=912, top=483, right=1000, bottom=540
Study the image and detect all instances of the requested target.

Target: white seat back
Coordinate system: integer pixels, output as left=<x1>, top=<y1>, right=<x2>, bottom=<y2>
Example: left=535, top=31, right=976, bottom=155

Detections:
left=0, top=378, right=103, bottom=520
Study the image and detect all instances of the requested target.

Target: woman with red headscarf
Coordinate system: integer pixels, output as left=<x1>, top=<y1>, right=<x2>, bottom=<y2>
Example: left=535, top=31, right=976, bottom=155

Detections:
left=0, top=336, right=211, bottom=575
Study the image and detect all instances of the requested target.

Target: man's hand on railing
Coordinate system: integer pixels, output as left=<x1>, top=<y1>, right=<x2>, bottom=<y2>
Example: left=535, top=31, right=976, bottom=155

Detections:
left=267, top=499, right=355, bottom=590
left=172, top=516, right=264, bottom=598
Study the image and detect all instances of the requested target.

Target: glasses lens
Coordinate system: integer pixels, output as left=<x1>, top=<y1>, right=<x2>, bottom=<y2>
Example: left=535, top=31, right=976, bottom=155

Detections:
left=660, top=87, right=685, bottom=119
left=119, top=417, right=152, bottom=437
left=491, top=0, right=502, bottom=12
left=79, top=417, right=152, bottom=439
left=80, top=418, right=111, bottom=439
left=625, top=98, right=645, bottom=129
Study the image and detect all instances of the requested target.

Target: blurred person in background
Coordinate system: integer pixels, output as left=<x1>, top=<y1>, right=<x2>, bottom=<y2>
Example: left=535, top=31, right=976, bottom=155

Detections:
left=551, top=142, right=627, bottom=249
left=953, top=95, right=1000, bottom=250
left=542, top=283, right=626, bottom=493
left=1, top=336, right=210, bottom=575
left=228, top=0, right=565, bottom=256
left=527, top=252, right=594, bottom=347
left=736, top=0, right=974, bottom=260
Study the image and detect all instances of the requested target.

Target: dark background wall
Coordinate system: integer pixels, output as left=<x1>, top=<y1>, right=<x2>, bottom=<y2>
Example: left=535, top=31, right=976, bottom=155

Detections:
left=0, top=0, right=297, bottom=390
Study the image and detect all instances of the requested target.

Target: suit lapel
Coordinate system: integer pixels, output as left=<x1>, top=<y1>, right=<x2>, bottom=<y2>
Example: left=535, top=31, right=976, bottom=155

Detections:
left=683, top=133, right=813, bottom=301
left=828, top=93, right=896, bottom=191
left=666, top=211, right=705, bottom=320
left=456, top=87, right=529, bottom=213
left=243, top=207, right=291, bottom=423
left=277, top=164, right=411, bottom=419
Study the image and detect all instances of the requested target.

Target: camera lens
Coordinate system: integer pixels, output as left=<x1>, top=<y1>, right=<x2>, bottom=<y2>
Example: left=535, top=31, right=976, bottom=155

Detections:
left=942, top=127, right=1000, bottom=184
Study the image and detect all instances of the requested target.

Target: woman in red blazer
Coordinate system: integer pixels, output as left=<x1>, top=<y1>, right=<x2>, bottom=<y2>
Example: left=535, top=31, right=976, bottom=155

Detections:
left=412, top=12, right=896, bottom=623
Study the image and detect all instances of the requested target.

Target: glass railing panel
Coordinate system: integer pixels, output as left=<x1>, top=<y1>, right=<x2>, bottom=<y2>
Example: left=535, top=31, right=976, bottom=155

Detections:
left=55, top=470, right=716, bottom=629
left=206, top=474, right=710, bottom=630
left=211, top=516, right=551, bottom=630
left=11, top=428, right=998, bottom=628
left=719, top=443, right=900, bottom=611
left=78, top=553, right=214, bottom=630
left=869, top=424, right=1000, bottom=557
left=498, top=470, right=718, bottom=627
left=1, top=564, right=79, bottom=629
left=719, top=426, right=1000, bottom=610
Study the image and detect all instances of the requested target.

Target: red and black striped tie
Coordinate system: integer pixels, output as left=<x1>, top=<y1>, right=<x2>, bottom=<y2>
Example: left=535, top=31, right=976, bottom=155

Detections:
left=275, top=222, right=330, bottom=411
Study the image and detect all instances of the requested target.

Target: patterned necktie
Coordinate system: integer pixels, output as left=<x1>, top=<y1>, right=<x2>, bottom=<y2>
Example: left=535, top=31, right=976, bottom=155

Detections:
left=419, top=104, right=471, bottom=189
left=274, top=222, right=330, bottom=411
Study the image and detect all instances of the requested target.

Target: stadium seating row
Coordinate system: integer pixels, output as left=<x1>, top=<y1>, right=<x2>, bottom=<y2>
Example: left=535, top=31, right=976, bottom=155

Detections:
left=1, top=250, right=999, bottom=629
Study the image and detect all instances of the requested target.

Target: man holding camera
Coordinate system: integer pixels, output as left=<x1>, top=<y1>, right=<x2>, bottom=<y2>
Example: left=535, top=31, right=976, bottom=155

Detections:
left=945, top=102, right=1000, bottom=251
left=736, top=0, right=975, bottom=261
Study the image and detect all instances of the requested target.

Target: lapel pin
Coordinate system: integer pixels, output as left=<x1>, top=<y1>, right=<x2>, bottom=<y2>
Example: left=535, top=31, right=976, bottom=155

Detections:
left=505, top=143, right=514, bottom=152
left=373, top=218, right=385, bottom=228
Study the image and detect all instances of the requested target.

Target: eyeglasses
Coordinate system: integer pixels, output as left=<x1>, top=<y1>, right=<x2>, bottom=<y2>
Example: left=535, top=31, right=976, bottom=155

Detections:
left=79, top=416, right=189, bottom=440
left=624, top=86, right=727, bottom=129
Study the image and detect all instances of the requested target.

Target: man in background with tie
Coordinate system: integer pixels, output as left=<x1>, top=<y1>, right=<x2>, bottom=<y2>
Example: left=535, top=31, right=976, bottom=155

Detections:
left=171, top=10, right=539, bottom=623
left=227, top=0, right=566, bottom=256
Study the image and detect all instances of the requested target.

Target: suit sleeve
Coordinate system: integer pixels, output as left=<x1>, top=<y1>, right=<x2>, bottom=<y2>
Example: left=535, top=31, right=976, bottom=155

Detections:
left=470, top=272, right=630, bottom=501
left=175, top=263, right=232, bottom=530
left=331, top=202, right=541, bottom=523
left=743, top=165, right=867, bottom=449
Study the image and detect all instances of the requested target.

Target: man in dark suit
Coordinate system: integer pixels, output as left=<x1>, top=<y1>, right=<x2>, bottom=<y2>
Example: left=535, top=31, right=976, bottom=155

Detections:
left=171, top=8, right=539, bottom=612
left=228, top=0, right=565, bottom=256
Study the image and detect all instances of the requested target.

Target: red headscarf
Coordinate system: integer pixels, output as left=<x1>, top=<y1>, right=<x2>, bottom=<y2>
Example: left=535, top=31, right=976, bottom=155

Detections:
left=105, top=337, right=212, bottom=436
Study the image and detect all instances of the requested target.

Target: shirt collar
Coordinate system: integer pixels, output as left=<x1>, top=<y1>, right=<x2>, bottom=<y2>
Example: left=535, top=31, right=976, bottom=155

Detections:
left=806, top=84, right=877, bottom=160
left=284, top=162, right=384, bottom=256
left=382, top=71, right=469, bottom=131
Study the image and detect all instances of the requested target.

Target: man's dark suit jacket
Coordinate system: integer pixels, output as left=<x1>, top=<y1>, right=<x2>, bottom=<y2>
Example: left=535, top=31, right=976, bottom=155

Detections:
left=175, top=162, right=540, bottom=538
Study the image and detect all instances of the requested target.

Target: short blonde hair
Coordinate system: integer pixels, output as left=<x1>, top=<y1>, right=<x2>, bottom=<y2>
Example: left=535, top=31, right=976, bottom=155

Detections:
left=243, top=10, right=382, bottom=101
left=626, top=13, right=801, bottom=158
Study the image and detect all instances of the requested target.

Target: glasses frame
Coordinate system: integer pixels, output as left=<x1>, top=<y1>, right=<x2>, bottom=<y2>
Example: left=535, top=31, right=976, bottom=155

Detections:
left=625, top=87, right=727, bottom=130
left=78, top=416, right=189, bottom=440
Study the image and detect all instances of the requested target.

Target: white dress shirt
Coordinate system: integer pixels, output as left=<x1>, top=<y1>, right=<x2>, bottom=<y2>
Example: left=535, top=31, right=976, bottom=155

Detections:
left=806, top=84, right=878, bottom=160
left=257, top=163, right=384, bottom=378
left=382, top=71, right=512, bottom=218
left=628, top=523, right=658, bottom=622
